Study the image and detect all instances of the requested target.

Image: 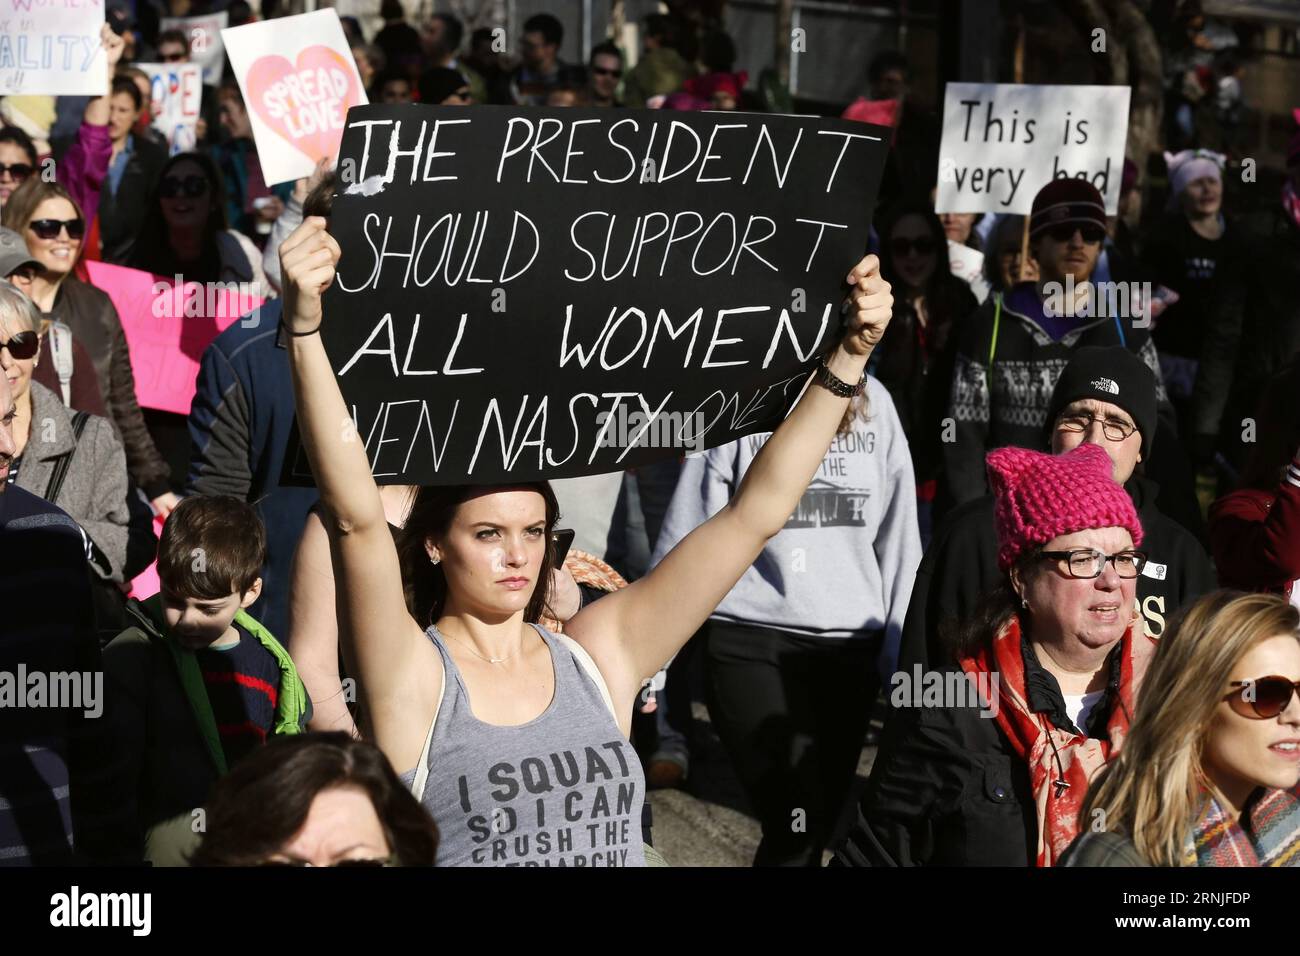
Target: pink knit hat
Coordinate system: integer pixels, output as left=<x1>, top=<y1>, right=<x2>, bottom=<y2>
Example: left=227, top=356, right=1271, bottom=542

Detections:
left=986, top=442, right=1143, bottom=572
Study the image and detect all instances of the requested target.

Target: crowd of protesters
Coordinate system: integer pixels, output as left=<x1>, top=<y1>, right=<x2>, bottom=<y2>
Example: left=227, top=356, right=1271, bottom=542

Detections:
left=1, top=1, right=1299, bottom=871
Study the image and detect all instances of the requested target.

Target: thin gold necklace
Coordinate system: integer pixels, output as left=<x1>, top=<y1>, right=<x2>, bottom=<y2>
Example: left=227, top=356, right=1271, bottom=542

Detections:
left=439, top=625, right=526, bottom=665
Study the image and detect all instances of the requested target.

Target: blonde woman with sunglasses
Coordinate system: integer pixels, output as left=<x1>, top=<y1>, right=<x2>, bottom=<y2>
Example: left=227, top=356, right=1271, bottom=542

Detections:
left=1063, top=591, right=1300, bottom=866
left=1, top=178, right=175, bottom=516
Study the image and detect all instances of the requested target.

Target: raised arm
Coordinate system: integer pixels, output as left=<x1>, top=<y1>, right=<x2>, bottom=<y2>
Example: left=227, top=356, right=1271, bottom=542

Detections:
left=60, top=26, right=121, bottom=223
left=566, top=256, right=893, bottom=706
left=279, top=219, right=436, bottom=769
left=287, top=508, right=360, bottom=737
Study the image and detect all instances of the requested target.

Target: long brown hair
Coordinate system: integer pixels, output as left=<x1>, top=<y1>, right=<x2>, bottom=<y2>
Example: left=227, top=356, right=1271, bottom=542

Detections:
left=1081, top=590, right=1300, bottom=866
left=397, top=482, right=562, bottom=628
left=188, top=732, right=439, bottom=866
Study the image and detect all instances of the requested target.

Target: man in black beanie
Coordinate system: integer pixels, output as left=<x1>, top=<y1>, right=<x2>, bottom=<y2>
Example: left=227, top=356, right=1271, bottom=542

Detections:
left=940, top=179, right=1172, bottom=511
left=898, top=345, right=1215, bottom=675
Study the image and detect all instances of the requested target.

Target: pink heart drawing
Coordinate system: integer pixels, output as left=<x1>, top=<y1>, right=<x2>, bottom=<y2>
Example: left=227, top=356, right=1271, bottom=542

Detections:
left=246, top=45, right=361, bottom=163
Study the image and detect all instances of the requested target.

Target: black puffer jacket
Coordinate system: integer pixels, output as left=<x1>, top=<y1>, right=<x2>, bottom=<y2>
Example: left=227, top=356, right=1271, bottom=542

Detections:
left=49, top=276, right=171, bottom=497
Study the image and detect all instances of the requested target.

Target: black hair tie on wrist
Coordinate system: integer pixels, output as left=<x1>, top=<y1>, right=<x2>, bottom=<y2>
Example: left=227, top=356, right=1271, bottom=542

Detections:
left=282, top=320, right=322, bottom=337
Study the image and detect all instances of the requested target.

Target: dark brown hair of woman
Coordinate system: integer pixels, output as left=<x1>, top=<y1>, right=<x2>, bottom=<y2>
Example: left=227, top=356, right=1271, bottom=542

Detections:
left=188, top=732, right=439, bottom=866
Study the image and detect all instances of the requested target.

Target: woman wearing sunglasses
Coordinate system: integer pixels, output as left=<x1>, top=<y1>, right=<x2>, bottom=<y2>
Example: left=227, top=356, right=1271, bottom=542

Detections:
left=128, top=153, right=268, bottom=486
left=190, top=732, right=439, bottom=866
left=0, top=24, right=125, bottom=225
left=835, top=442, right=1155, bottom=867
left=1063, top=591, right=1300, bottom=867
left=0, top=127, right=37, bottom=209
left=129, top=152, right=267, bottom=292
left=872, top=204, right=977, bottom=534
left=2, top=178, right=175, bottom=515
left=0, top=283, right=131, bottom=589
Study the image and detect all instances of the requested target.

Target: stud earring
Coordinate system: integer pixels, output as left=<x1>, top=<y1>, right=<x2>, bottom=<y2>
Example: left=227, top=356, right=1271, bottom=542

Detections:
left=431, top=555, right=441, bottom=565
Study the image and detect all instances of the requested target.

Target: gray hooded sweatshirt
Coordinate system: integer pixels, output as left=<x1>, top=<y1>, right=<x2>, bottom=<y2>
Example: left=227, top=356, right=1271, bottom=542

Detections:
left=650, top=376, right=921, bottom=675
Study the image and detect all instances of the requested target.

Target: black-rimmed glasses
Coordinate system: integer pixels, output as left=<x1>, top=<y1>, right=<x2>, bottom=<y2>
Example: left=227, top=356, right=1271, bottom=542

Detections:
left=1038, top=549, right=1147, bottom=579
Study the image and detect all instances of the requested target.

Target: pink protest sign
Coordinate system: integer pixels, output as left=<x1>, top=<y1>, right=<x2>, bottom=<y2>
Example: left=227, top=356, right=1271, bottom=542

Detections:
left=84, top=260, right=264, bottom=415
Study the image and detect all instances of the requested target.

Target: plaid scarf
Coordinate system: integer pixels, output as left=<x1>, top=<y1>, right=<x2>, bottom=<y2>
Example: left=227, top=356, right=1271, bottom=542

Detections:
left=1185, top=783, right=1300, bottom=866
left=959, top=616, right=1156, bottom=866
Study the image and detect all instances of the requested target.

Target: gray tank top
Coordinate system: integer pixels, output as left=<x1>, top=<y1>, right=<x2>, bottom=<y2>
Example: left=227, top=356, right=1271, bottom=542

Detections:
left=402, top=623, right=647, bottom=868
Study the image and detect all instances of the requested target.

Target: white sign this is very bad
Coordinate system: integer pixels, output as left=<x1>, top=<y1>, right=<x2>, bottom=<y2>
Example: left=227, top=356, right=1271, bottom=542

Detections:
left=935, top=83, right=1131, bottom=216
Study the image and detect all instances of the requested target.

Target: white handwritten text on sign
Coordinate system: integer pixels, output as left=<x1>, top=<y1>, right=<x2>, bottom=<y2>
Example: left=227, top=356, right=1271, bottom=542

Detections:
left=309, top=104, right=887, bottom=486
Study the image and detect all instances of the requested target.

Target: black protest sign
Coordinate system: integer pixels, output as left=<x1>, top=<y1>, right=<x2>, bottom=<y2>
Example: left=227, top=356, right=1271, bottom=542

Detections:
left=315, top=104, right=887, bottom=485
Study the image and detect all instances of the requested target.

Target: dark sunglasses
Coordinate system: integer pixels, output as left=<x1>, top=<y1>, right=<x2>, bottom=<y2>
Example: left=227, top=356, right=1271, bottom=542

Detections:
left=1046, top=223, right=1106, bottom=244
left=0, top=330, right=39, bottom=360
left=0, top=162, right=33, bottom=180
left=29, top=218, right=85, bottom=241
left=1225, top=676, right=1300, bottom=720
left=890, top=237, right=937, bottom=257
left=159, top=174, right=210, bottom=199
left=161, top=50, right=188, bottom=62
left=591, top=66, right=622, bottom=78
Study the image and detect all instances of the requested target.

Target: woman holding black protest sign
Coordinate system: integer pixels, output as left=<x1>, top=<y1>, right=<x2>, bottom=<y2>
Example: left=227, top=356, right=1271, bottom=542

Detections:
left=279, top=214, right=892, bottom=867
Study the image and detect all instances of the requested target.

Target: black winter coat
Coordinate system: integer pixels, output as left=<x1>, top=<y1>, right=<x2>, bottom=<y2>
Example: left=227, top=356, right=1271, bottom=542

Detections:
left=870, top=280, right=978, bottom=483
left=834, top=631, right=1128, bottom=866
left=96, top=135, right=168, bottom=265
left=1193, top=212, right=1300, bottom=458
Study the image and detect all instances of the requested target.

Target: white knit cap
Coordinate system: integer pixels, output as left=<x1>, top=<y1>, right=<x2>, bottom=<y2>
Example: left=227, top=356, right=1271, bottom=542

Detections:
left=1165, top=148, right=1225, bottom=197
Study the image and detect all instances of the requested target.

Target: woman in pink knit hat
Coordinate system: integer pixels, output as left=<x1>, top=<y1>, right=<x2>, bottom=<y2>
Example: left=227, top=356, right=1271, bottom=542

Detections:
left=834, top=441, right=1156, bottom=867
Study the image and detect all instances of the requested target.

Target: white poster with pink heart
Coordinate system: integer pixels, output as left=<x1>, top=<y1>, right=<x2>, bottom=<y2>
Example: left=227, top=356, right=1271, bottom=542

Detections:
left=221, top=9, right=367, bottom=186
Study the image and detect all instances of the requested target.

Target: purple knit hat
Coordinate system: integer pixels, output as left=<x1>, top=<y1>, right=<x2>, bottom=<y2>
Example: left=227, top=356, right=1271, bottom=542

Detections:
left=986, top=442, right=1143, bottom=572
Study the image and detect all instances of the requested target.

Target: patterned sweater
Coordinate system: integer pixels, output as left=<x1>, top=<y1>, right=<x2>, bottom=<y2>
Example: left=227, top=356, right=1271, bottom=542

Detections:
left=942, top=283, right=1167, bottom=505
